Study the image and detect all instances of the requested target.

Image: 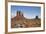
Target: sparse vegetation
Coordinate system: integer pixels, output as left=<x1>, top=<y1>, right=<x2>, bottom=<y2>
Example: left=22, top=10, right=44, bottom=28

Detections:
left=11, top=11, right=41, bottom=28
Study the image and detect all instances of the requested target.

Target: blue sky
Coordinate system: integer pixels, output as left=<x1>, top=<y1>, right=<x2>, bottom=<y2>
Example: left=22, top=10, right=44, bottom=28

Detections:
left=11, top=5, right=41, bottom=19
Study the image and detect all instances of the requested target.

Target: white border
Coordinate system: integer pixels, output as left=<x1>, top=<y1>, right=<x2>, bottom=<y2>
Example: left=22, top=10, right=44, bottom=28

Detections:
left=8, top=2, right=44, bottom=32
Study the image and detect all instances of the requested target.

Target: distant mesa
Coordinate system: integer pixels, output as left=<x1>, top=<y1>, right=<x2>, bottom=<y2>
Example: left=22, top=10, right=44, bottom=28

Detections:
left=36, top=16, right=38, bottom=19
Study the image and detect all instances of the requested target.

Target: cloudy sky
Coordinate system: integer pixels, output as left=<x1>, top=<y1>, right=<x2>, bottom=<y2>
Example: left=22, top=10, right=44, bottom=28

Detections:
left=11, top=5, right=41, bottom=19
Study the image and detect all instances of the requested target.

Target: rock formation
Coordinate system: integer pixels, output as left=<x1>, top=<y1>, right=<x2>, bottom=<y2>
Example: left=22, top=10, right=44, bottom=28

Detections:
left=11, top=11, right=41, bottom=28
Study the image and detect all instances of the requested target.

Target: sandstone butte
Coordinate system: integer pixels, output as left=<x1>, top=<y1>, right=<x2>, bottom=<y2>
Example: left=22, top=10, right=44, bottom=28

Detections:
left=11, top=11, right=41, bottom=28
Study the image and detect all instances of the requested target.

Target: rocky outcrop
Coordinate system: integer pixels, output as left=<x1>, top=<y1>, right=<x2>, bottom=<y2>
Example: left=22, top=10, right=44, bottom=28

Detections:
left=11, top=11, right=41, bottom=28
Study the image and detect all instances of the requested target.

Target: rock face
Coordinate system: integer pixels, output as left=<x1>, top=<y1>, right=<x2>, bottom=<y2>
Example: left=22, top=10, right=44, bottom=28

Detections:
left=11, top=11, right=41, bottom=28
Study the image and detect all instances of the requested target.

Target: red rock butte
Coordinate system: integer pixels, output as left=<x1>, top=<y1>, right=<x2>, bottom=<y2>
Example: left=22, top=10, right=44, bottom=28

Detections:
left=11, top=11, right=41, bottom=28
